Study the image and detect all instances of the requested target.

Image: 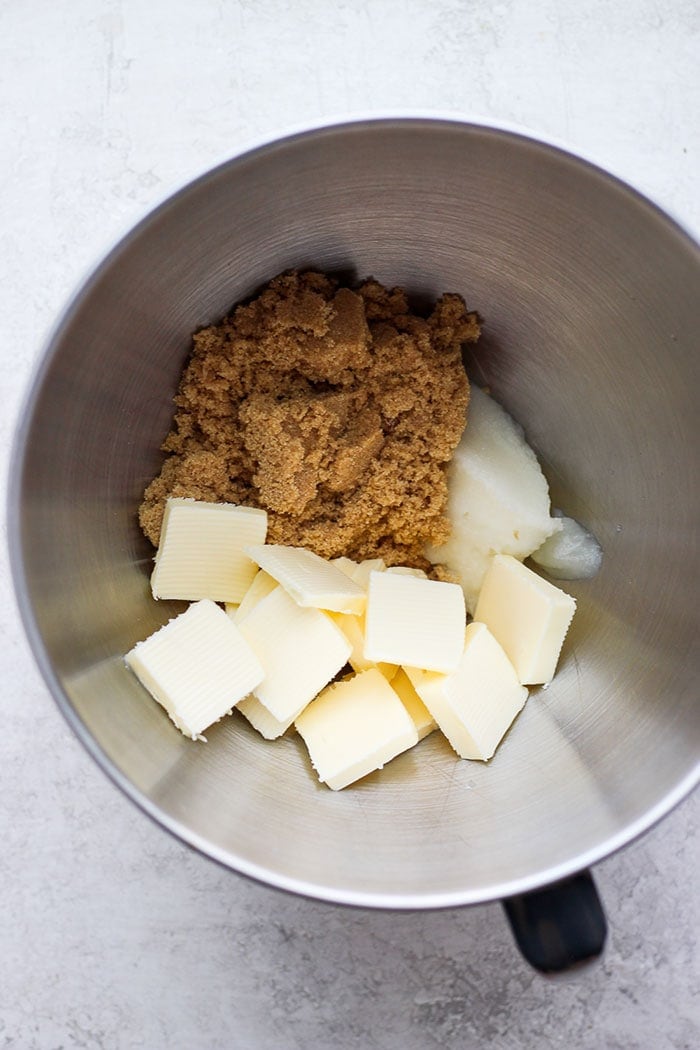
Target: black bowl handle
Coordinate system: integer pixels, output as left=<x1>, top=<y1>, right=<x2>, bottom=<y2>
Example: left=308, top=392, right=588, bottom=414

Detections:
left=502, top=869, right=607, bottom=972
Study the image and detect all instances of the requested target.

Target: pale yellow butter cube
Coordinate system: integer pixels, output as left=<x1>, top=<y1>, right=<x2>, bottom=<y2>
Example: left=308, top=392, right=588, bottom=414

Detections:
left=236, top=694, right=293, bottom=740
left=295, top=669, right=419, bottom=790
left=331, top=557, right=388, bottom=592
left=246, top=544, right=366, bottom=614
left=227, top=569, right=277, bottom=624
left=406, top=622, right=527, bottom=760
left=364, top=571, right=465, bottom=673
left=125, top=599, right=264, bottom=739
left=330, top=611, right=398, bottom=681
left=331, top=556, right=361, bottom=579
left=151, top=498, right=267, bottom=603
left=238, top=585, right=351, bottom=724
left=344, top=557, right=387, bottom=589
left=391, top=668, right=437, bottom=740
left=386, top=566, right=427, bottom=579
left=474, top=554, right=576, bottom=684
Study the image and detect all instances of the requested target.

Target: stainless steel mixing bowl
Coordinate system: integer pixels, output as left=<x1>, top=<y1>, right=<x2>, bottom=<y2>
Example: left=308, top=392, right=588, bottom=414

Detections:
left=9, top=120, right=700, bottom=944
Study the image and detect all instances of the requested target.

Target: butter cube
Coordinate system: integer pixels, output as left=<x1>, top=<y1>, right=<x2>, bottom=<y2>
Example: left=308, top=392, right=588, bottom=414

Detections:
left=246, top=544, right=366, bottom=614
left=236, top=694, right=292, bottom=740
left=474, top=554, right=576, bottom=684
left=295, top=669, right=419, bottom=790
left=227, top=569, right=277, bottom=624
left=151, top=498, right=267, bottom=603
left=331, top=556, right=360, bottom=579
left=238, top=585, right=352, bottom=724
left=364, top=571, right=465, bottom=673
left=330, top=611, right=397, bottom=681
left=406, top=622, right=528, bottom=760
left=336, top=557, right=387, bottom=590
left=391, top=668, right=437, bottom=740
left=386, top=566, right=427, bottom=579
left=125, top=599, right=264, bottom=739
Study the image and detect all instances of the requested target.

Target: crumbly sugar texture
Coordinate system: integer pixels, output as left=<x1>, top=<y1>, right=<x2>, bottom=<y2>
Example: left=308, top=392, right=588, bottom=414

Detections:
left=139, top=271, right=480, bottom=566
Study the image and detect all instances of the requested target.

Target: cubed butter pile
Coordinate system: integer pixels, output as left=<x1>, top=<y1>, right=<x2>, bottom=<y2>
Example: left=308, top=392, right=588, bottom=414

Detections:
left=125, top=498, right=577, bottom=788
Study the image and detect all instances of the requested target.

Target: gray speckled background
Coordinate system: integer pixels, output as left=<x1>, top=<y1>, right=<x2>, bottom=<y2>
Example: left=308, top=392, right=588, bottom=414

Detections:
left=1, top=2, right=698, bottom=1047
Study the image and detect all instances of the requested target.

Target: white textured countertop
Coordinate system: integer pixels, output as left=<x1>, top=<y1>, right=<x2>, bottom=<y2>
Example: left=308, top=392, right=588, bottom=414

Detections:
left=1, top=3, right=698, bottom=1048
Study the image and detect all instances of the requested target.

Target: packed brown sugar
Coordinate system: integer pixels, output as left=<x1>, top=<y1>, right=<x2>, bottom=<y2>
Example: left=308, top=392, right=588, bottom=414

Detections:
left=139, top=271, right=480, bottom=565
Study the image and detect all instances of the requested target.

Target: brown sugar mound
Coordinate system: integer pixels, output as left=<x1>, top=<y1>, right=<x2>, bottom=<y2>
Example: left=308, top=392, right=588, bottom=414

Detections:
left=139, top=271, right=480, bottom=565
